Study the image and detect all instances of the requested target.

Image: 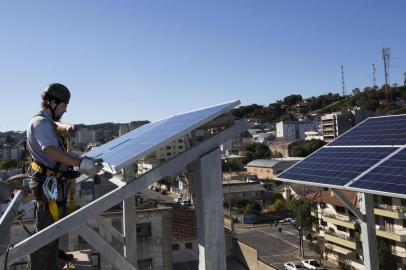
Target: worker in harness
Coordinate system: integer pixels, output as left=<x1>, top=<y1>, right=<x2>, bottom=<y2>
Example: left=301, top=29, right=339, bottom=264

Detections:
left=26, top=83, right=102, bottom=270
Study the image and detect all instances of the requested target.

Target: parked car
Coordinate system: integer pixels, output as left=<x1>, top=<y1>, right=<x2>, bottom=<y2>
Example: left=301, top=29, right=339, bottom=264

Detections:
left=278, top=218, right=295, bottom=224
left=284, top=262, right=306, bottom=270
left=301, top=259, right=324, bottom=270
left=180, top=199, right=191, bottom=206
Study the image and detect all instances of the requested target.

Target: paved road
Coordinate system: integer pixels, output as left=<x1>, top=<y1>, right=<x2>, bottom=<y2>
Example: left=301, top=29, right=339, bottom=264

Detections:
left=236, top=224, right=301, bottom=270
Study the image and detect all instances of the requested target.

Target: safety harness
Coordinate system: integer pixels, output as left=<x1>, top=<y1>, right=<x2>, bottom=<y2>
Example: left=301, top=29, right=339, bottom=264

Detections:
left=29, top=112, right=77, bottom=221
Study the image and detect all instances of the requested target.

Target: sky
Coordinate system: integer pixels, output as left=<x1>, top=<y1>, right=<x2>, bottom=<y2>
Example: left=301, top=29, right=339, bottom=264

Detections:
left=1, top=0, right=405, bottom=131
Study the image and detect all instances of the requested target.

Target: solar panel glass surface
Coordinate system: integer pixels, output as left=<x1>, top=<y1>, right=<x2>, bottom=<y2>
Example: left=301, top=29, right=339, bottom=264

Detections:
left=350, top=148, right=406, bottom=194
left=329, top=115, right=406, bottom=146
left=85, top=100, right=240, bottom=172
left=277, top=147, right=396, bottom=186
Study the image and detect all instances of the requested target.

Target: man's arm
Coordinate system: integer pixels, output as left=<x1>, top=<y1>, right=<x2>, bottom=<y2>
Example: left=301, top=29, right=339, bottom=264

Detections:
left=44, top=145, right=81, bottom=167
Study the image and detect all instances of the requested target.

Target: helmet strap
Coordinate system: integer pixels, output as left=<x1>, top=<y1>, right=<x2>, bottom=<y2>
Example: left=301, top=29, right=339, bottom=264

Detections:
left=45, top=99, right=62, bottom=121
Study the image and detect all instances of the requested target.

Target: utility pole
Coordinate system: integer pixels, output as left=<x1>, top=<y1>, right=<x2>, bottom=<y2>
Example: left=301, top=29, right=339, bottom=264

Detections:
left=371, top=64, right=376, bottom=89
left=341, top=65, right=346, bottom=96
left=382, top=48, right=391, bottom=114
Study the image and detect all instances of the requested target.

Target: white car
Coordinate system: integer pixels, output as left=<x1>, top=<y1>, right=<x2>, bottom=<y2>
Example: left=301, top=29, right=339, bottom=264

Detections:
left=284, top=261, right=306, bottom=270
left=301, top=259, right=324, bottom=270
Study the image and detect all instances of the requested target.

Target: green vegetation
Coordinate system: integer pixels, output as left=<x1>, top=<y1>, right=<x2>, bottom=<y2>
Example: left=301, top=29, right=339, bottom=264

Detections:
left=232, top=85, right=406, bottom=123
left=0, top=159, right=18, bottom=170
left=286, top=198, right=315, bottom=233
left=241, top=143, right=271, bottom=163
left=292, top=139, right=326, bottom=157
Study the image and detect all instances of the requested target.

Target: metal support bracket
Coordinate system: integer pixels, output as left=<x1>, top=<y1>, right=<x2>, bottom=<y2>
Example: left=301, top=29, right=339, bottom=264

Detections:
left=330, top=189, right=365, bottom=222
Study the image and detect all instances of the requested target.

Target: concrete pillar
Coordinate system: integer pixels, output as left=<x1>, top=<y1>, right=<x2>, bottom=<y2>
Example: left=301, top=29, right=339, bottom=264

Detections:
left=359, top=193, right=379, bottom=270
left=189, top=147, right=226, bottom=270
left=123, top=165, right=138, bottom=267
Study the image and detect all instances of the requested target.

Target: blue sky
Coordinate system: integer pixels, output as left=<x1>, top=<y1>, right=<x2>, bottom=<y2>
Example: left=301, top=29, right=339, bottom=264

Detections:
left=1, top=1, right=405, bottom=131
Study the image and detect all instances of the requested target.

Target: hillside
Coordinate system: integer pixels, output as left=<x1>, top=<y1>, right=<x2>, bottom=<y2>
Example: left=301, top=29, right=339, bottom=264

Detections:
left=233, top=85, right=406, bottom=122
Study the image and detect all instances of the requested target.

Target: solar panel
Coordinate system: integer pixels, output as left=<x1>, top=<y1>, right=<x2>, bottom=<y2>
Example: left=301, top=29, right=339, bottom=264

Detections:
left=277, top=147, right=397, bottom=187
left=84, top=100, right=240, bottom=173
left=329, top=115, right=406, bottom=146
left=349, top=148, right=406, bottom=195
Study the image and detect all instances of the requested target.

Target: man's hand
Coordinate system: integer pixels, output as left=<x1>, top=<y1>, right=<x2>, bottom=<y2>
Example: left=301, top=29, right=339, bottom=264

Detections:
left=79, top=157, right=103, bottom=176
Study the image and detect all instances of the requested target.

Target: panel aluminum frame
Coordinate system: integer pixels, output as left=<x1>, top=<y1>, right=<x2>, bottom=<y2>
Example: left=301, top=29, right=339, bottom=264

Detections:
left=85, top=100, right=240, bottom=173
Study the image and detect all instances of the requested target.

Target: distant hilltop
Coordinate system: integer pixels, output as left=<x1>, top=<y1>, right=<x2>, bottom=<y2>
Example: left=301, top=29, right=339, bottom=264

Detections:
left=233, top=84, right=406, bottom=123
left=0, top=120, right=150, bottom=136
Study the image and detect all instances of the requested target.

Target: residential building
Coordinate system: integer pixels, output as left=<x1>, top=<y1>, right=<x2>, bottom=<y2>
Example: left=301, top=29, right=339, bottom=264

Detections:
left=75, top=128, right=96, bottom=145
left=321, top=111, right=353, bottom=143
left=245, top=158, right=302, bottom=180
left=222, top=180, right=267, bottom=201
left=307, top=190, right=406, bottom=269
left=221, top=131, right=253, bottom=157
left=276, top=121, right=319, bottom=141
left=304, top=131, right=323, bottom=141
left=280, top=184, right=314, bottom=201
left=269, top=140, right=301, bottom=158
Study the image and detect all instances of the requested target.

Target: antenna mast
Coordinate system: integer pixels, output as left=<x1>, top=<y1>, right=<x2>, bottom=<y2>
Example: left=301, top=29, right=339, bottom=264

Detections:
left=371, top=64, right=376, bottom=89
left=341, top=65, right=346, bottom=96
left=382, top=48, right=391, bottom=114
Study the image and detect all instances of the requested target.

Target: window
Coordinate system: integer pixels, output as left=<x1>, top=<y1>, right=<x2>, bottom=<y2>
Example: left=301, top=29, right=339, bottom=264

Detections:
left=337, top=225, right=346, bottom=232
left=185, top=242, right=193, bottom=249
left=137, top=259, right=153, bottom=270
left=166, top=146, right=171, bottom=150
left=382, top=196, right=393, bottom=206
left=166, top=152, right=172, bottom=156
left=178, top=139, right=183, bottom=143
left=178, top=146, right=183, bottom=149
left=335, top=206, right=346, bottom=214
left=172, top=244, right=180, bottom=250
left=320, top=220, right=327, bottom=227
left=137, top=223, right=152, bottom=239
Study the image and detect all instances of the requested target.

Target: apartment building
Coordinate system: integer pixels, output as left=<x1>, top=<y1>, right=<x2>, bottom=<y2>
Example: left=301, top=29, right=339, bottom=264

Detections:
left=320, top=109, right=373, bottom=143
left=276, top=120, right=319, bottom=141
left=307, top=190, right=406, bottom=269
left=75, top=128, right=96, bottom=145
left=320, top=111, right=353, bottom=143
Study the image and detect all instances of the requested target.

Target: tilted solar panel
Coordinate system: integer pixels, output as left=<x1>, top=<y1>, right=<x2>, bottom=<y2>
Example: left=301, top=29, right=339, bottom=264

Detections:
left=277, top=147, right=397, bottom=187
left=85, top=100, right=240, bottom=173
left=329, top=114, right=406, bottom=146
left=349, top=148, right=406, bottom=195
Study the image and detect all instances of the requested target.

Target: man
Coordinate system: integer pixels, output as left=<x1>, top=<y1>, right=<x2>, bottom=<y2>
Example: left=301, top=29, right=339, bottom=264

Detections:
left=26, top=83, right=101, bottom=270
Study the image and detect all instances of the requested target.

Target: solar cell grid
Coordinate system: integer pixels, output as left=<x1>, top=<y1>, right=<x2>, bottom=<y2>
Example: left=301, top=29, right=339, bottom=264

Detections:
left=350, top=148, right=406, bottom=195
left=329, top=114, right=406, bottom=146
left=85, top=100, right=240, bottom=172
left=277, top=147, right=396, bottom=187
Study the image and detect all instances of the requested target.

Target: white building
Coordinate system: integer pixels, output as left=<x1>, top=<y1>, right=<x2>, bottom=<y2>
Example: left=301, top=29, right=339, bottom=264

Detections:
left=276, top=121, right=319, bottom=141
left=75, top=129, right=96, bottom=145
left=304, top=131, right=323, bottom=141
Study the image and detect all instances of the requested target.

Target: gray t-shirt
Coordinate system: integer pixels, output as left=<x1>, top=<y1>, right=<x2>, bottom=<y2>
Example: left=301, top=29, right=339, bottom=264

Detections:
left=27, top=112, right=68, bottom=172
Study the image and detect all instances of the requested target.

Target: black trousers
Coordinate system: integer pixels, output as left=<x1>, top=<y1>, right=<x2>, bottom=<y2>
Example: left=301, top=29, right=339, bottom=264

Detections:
left=25, top=209, right=60, bottom=270
left=26, top=177, right=68, bottom=270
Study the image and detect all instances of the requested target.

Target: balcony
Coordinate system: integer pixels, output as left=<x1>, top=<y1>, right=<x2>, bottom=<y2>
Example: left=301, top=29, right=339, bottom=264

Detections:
left=391, top=246, right=406, bottom=258
left=322, top=212, right=357, bottom=229
left=374, top=203, right=406, bottom=219
left=376, top=225, right=406, bottom=242
left=324, top=231, right=358, bottom=250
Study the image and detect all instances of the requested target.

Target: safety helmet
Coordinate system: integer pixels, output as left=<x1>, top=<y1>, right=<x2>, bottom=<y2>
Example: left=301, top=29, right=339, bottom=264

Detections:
left=42, top=83, right=71, bottom=104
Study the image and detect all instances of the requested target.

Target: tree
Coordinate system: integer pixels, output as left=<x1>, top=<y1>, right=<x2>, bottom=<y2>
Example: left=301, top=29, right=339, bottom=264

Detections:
left=243, top=201, right=262, bottom=215
left=292, top=140, right=325, bottom=157
left=271, top=198, right=285, bottom=211
left=283, top=94, right=303, bottom=107
left=286, top=198, right=315, bottom=233
left=242, top=143, right=271, bottom=163
left=0, top=160, right=18, bottom=170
